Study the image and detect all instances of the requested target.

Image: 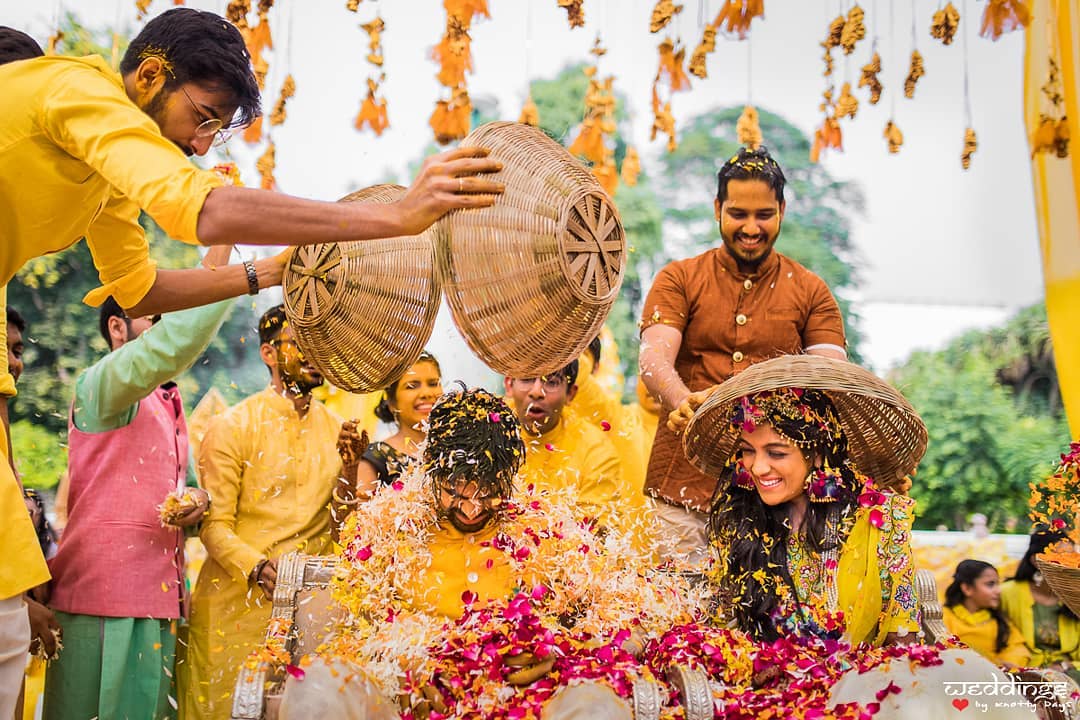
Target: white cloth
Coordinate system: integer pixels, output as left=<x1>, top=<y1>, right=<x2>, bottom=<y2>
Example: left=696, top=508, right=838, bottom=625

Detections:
left=830, top=648, right=1038, bottom=719
left=279, top=658, right=397, bottom=720
left=280, top=657, right=634, bottom=720
left=0, top=594, right=30, bottom=720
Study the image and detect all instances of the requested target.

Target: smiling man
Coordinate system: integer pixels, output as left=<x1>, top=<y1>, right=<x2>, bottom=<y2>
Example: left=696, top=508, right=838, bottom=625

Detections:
left=638, top=146, right=847, bottom=569
left=180, top=304, right=344, bottom=720
left=504, top=361, right=622, bottom=529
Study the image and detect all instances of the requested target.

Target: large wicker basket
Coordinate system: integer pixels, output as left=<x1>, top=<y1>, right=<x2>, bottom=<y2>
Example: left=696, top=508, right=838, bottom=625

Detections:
left=435, top=121, right=626, bottom=377
left=282, top=185, right=441, bottom=393
left=1035, top=556, right=1080, bottom=618
left=683, top=355, right=928, bottom=490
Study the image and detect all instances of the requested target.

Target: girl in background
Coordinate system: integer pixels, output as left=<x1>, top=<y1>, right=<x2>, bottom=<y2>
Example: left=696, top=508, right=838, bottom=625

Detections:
left=944, top=559, right=1029, bottom=668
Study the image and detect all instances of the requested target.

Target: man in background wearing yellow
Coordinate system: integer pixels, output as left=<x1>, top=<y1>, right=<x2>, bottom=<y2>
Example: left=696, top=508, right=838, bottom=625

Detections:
left=181, top=306, right=343, bottom=719
left=504, top=362, right=622, bottom=530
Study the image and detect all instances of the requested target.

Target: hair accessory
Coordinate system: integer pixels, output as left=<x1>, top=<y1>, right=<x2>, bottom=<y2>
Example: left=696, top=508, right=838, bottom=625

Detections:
left=684, top=355, right=927, bottom=491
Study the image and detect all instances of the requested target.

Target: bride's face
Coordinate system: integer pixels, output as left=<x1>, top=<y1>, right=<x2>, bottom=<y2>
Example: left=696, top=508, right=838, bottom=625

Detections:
left=737, top=424, right=811, bottom=507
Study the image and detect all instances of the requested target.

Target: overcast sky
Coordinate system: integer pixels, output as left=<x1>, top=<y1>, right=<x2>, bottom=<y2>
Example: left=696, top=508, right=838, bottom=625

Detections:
left=4, top=0, right=1044, bottom=372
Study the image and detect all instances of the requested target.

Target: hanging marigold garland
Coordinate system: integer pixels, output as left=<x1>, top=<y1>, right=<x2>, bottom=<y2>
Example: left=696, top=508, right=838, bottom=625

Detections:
left=620, top=146, right=641, bottom=187
left=715, top=0, right=764, bottom=39
left=135, top=0, right=185, bottom=21
left=689, top=19, right=719, bottom=79
left=979, top=0, right=1030, bottom=41
left=430, top=86, right=473, bottom=145
left=961, top=127, right=978, bottom=168
left=556, top=0, right=586, bottom=29
left=225, top=1, right=274, bottom=143
left=904, top=50, right=925, bottom=98
left=256, top=142, right=276, bottom=190
left=835, top=82, right=859, bottom=119
left=356, top=14, right=389, bottom=136
left=930, top=2, right=961, bottom=45
left=649, top=0, right=683, bottom=33
left=568, top=37, right=619, bottom=195
left=811, top=11, right=844, bottom=162
left=840, top=5, right=866, bottom=55
left=269, top=74, right=296, bottom=126
left=650, top=85, right=678, bottom=153
left=884, top=119, right=903, bottom=153
left=429, top=1, right=489, bottom=144
left=859, top=51, right=883, bottom=104
left=518, top=96, right=539, bottom=126
left=736, top=105, right=763, bottom=149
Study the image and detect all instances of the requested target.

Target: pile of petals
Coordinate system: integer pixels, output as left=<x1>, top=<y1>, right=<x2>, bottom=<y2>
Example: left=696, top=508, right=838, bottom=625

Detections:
left=643, top=621, right=953, bottom=719
left=398, top=592, right=660, bottom=719
left=322, top=464, right=705, bottom=699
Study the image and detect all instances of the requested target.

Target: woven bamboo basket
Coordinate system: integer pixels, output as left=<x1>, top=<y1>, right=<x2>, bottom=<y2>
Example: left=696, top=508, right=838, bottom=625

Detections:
left=1035, top=557, right=1080, bottom=619
left=683, top=355, right=928, bottom=490
left=436, top=121, right=626, bottom=377
left=281, top=185, right=441, bottom=393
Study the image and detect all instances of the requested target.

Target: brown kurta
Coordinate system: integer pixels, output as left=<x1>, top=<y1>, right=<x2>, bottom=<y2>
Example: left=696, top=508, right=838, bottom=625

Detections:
left=639, top=248, right=845, bottom=510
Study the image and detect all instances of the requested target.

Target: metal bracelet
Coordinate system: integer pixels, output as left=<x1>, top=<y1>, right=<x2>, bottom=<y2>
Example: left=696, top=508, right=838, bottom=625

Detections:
left=243, top=259, right=259, bottom=295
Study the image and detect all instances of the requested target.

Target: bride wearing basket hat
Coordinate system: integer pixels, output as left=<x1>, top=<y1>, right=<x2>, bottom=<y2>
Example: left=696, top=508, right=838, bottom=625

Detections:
left=659, top=355, right=1048, bottom=720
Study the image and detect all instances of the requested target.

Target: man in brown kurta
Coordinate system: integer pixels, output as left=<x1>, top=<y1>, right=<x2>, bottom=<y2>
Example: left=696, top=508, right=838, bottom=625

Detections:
left=638, top=147, right=846, bottom=566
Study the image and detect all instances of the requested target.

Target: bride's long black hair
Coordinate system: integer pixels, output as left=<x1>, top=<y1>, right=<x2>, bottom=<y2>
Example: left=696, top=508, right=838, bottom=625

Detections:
left=706, top=388, right=868, bottom=640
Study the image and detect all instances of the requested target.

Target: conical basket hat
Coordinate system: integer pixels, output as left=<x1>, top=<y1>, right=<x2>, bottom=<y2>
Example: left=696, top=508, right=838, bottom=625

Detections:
left=436, top=121, right=626, bottom=377
left=282, top=184, right=441, bottom=393
left=683, top=355, right=927, bottom=489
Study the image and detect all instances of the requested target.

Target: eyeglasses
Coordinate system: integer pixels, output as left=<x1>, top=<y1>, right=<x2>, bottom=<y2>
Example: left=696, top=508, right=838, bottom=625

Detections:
left=511, top=375, right=568, bottom=392
left=178, top=85, right=233, bottom=146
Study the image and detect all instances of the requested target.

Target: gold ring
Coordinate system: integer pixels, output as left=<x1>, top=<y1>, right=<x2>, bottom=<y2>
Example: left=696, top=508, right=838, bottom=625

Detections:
left=458, top=178, right=464, bottom=192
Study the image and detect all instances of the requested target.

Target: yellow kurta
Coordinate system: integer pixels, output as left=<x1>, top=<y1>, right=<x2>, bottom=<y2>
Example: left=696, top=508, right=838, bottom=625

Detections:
left=1, top=55, right=220, bottom=596
left=944, top=604, right=1031, bottom=668
left=569, top=374, right=650, bottom=515
left=518, top=413, right=621, bottom=527
left=625, top=401, right=660, bottom=445
left=400, top=523, right=518, bottom=620
left=181, top=388, right=342, bottom=720
left=0, top=55, right=223, bottom=396
left=1000, top=579, right=1080, bottom=669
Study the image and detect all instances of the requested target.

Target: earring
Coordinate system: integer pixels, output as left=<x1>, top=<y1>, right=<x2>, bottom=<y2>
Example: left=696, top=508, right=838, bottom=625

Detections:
left=732, top=464, right=755, bottom=490
left=805, top=465, right=841, bottom=503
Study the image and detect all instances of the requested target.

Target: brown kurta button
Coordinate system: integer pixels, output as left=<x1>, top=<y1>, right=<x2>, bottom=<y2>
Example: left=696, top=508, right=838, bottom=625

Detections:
left=735, top=314, right=748, bottom=326
left=743, top=279, right=753, bottom=290
left=732, top=351, right=744, bottom=362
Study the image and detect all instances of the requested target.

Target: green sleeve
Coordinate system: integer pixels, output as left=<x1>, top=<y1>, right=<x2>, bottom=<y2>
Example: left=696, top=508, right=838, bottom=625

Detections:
left=73, top=299, right=235, bottom=433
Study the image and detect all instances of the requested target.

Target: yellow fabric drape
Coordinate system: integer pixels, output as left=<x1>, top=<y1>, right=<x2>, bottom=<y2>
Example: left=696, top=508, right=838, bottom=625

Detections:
left=1025, top=0, right=1080, bottom=435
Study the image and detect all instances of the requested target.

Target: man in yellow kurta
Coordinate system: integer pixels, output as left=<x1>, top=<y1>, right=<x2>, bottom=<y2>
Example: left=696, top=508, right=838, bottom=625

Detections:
left=503, top=361, right=621, bottom=528
left=569, top=341, right=653, bottom=533
left=0, top=11, right=501, bottom=708
left=280, top=387, right=687, bottom=720
left=180, top=306, right=343, bottom=719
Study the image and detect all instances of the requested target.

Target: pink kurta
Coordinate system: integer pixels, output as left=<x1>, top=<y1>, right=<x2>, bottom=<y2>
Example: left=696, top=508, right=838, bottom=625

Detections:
left=49, top=386, right=189, bottom=618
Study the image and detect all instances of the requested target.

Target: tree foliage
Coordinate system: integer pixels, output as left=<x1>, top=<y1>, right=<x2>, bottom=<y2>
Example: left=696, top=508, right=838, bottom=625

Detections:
left=10, top=420, right=68, bottom=490
left=892, top=303, right=1070, bottom=531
